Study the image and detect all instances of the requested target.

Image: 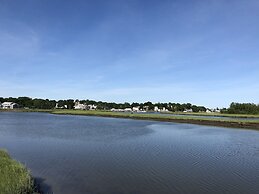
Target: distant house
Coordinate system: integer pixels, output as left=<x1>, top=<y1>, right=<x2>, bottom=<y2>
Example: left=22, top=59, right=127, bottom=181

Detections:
left=132, top=106, right=140, bottom=112
left=183, top=109, right=193, bottom=113
left=74, top=102, right=87, bottom=110
left=143, top=106, right=149, bottom=111
left=74, top=101, right=97, bottom=110
left=206, top=109, right=212, bottom=113
left=55, top=103, right=67, bottom=109
left=154, top=106, right=160, bottom=112
left=1, top=102, right=19, bottom=109
left=87, top=104, right=97, bottom=110
left=124, top=108, right=132, bottom=112
left=161, top=107, right=169, bottom=112
left=111, top=108, right=124, bottom=112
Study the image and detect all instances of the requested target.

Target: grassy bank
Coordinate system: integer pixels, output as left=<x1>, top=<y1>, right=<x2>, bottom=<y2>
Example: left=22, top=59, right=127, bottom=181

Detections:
left=0, top=109, right=53, bottom=113
left=51, top=110, right=259, bottom=130
left=1, top=108, right=259, bottom=130
left=162, top=111, right=259, bottom=118
left=0, top=149, right=37, bottom=194
left=2, top=108, right=259, bottom=118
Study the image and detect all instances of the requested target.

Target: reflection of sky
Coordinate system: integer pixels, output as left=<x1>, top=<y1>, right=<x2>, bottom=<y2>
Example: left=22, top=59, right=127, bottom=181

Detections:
left=1, top=112, right=259, bottom=194
left=0, top=112, right=155, bottom=141
left=1, top=0, right=259, bottom=107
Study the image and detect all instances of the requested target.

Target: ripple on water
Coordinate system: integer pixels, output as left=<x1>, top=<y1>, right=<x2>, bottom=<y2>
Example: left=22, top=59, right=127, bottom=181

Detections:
left=0, top=112, right=259, bottom=194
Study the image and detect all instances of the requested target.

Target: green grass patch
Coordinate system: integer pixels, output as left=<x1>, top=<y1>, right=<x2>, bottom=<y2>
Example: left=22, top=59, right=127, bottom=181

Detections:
left=0, top=149, right=36, bottom=194
left=162, top=111, right=259, bottom=118
left=51, top=109, right=259, bottom=123
left=0, top=109, right=53, bottom=113
left=5, top=109, right=258, bottom=129
left=50, top=109, right=259, bottom=130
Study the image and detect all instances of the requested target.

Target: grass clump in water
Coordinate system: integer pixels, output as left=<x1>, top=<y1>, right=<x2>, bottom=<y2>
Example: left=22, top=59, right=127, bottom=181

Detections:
left=0, top=149, right=36, bottom=194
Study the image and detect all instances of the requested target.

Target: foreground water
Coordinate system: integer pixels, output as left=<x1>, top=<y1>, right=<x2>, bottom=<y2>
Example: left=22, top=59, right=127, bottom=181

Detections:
left=0, top=112, right=259, bottom=194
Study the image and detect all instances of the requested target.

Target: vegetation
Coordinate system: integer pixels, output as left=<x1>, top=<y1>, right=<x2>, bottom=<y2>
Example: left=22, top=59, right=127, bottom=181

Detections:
left=0, top=149, right=37, bottom=194
left=164, top=111, right=259, bottom=118
left=1, top=96, right=259, bottom=115
left=51, top=109, right=259, bottom=123
left=51, top=109, right=259, bottom=130
left=222, top=102, right=259, bottom=115
left=0, top=96, right=207, bottom=112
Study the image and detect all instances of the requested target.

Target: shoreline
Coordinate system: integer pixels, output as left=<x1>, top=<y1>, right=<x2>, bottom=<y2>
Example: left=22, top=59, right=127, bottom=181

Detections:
left=0, top=149, right=40, bottom=194
left=1, top=109, right=259, bottom=130
left=51, top=110, right=259, bottom=130
left=2, top=108, right=259, bottom=118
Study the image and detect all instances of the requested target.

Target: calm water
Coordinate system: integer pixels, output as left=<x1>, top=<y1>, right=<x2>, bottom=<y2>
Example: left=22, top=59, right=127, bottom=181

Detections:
left=0, top=112, right=259, bottom=194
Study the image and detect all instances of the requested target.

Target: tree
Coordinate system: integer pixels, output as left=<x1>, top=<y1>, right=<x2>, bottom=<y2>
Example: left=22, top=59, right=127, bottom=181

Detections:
left=227, top=102, right=259, bottom=114
left=66, top=99, right=75, bottom=109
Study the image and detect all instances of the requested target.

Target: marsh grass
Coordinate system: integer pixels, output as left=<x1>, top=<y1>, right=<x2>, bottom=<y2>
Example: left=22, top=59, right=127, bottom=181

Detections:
left=162, top=111, right=259, bottom=118
left=0, top=149, right=37, bottom=194
left=50, top=109, right=259, bottom=130
left=51, top=109, right=259, bottom=123
left=2, top=109, right=259, bottom=129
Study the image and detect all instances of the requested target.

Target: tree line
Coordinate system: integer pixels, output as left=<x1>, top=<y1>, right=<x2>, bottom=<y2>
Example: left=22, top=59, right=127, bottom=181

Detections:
left=222, top=102, right=259, bottom=115
left=0, top=97, right=207, bottom=112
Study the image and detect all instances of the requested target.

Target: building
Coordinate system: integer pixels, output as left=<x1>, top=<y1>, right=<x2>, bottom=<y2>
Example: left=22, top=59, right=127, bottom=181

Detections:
left=132, top=106, right=140, bottom=112
left=183, top=109, right=193, bottom=113
left=74, top=101, right=97, bottom=110
left=87, top=104, right=97, bottom=110
left=1, top=102, right=19, bottom=109
left=161, top=107, right=169, bottom=112
left=206, top=109, right=212, bottom=113
left=124, top=108, right=132, bottom=112
left=154, top=106, right=160, bottom=112
left=111, top=108, right=124, bottom=112
left=55, top=103, right=67, bottom=109
left=74, top=102, right=87, bottom=110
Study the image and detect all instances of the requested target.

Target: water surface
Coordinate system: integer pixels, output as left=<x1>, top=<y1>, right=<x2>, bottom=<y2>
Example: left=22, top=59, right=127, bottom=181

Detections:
left=0, top=112, right=259, bottom=194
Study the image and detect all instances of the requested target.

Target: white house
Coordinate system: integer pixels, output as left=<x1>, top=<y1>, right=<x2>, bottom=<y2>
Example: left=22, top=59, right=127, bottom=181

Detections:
left=132, top=106, right=140, bottom=112
left=1, top=102, right=19, bottom=109
left=74, top=101, right=97, bottom=110
left=87, top=104, right=97, bottom=110
left=161, top=107, right=169, bottom=112
left=183, top=109, right=193, bottom=113
left=143, top=106, right=149, bottom=111
left=124, top=108, right=132, bottom=112
left=206, top=109, right=212, bottom=113
left=111, top=108, right=124, bottom=112
left=55, top=103, right=67, bottom=109
left=154, top=106, right=160, bottom=112
left=74, top=102, right=87, bottom=110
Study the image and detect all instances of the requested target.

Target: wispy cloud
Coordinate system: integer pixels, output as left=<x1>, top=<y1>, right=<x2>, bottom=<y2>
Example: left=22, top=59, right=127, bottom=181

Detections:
left=0, top=21, right=40, bottom=60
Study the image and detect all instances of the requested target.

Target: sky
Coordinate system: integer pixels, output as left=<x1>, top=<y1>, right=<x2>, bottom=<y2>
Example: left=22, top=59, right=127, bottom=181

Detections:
left=0, top=0, right=259, bottom=108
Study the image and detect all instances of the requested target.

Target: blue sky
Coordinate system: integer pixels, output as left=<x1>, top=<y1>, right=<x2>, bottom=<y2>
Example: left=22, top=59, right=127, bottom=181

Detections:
left=0, top=0, right=259, bottom=108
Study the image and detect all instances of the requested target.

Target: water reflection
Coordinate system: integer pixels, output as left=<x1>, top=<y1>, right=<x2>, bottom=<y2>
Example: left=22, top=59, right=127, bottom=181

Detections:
left=0, top=112, right=259, bottom=194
